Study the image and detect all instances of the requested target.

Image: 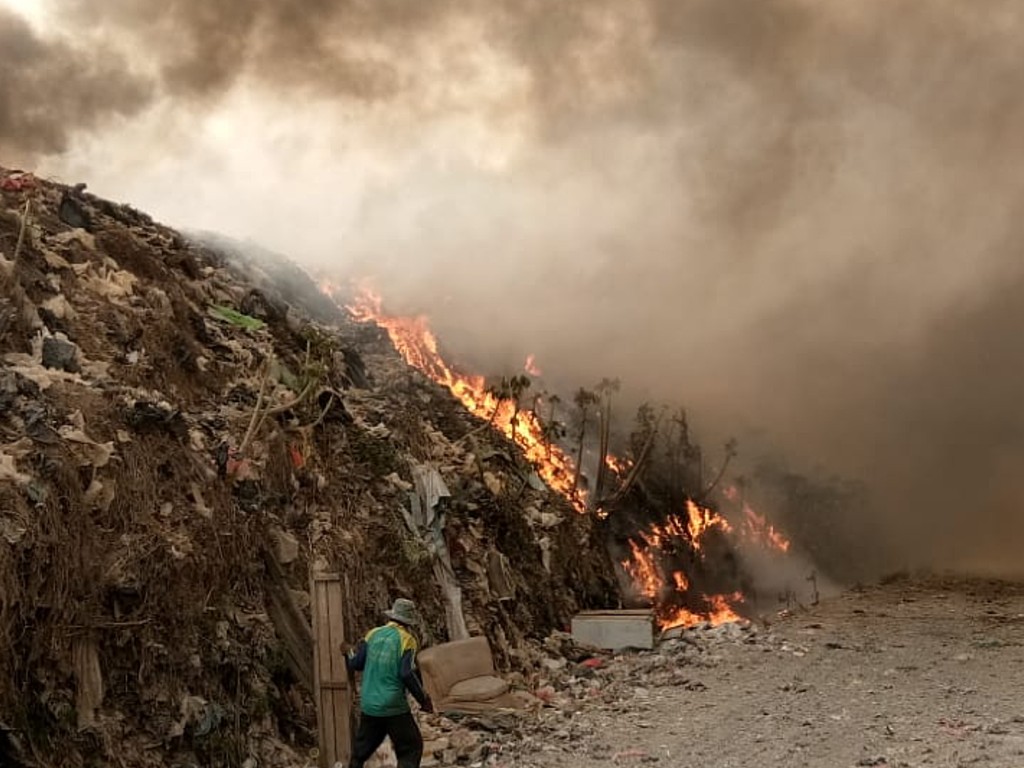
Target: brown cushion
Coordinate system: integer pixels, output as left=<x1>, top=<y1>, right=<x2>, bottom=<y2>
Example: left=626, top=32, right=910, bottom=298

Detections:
left=447, top=675, right=509, bottom=703
left=419, top=636, right=497, bottom=700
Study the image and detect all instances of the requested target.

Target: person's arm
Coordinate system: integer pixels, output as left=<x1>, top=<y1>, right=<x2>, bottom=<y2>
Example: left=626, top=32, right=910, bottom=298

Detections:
left=345, top=640, right=368, bottom=672
left=399, top=650, right=432, bottom=711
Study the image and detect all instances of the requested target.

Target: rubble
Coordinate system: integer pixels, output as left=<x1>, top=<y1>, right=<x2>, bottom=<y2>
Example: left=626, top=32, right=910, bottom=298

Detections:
left=376, top=619, right=775, bottom=766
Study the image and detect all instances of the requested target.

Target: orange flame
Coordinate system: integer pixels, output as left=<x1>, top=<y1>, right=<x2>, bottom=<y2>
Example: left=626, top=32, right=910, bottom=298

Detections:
left=605, top=454, right=633, bottom=475
left=320, top=282, right=791, bottom=629
left=344, top=287, right=586, bottom=511
left=743, top=506, right=791, bottom=552
left=685, top=499, right=733, bottom=550
left=723, top=486, right=791, bottom=553
left=622, top=540, right=662, bottom=602
left=661, top=593, right=746, bottom=631
left=622, top=494, right=790, bottom=628
left=620, top=499, right=749, bottom=628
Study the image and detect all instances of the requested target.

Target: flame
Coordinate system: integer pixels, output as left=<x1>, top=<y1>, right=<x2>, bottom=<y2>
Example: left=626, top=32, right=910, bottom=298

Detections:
left=685, top=499, right=732, bottom=549
left=705, top=593, right=746, bottom=625
left=723, top=486, right=791, bottom=552
left=622, top=540, right=661, bottom=602
left=672, top=571, right=689, bottom=591
left=620, top=499, right=748, bottom=628
left=319, top=282, right=792, bottom=629
left=343, top=287, right=585, bottom=511
left=524, top=354, right=542, bottom=377
left=743, top=506, right=791, bottom=552
left=622, top=495, right=790, bottom=629
left=661, top=593, right=746, bottom=630
left=605, top=454, right=633, bottom=475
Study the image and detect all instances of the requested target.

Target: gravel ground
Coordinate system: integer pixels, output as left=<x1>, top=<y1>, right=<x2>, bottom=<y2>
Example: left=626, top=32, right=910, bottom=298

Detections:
left=516, top=577, right=1024, bottom=768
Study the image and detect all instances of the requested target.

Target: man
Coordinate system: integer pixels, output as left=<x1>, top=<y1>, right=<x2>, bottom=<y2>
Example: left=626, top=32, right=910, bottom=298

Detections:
left=345, top=598, right=433, bottom=768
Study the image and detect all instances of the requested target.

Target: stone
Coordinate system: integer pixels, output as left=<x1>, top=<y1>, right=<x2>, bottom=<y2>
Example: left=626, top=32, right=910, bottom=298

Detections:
left=543, top=657, right=568, bottom=672
left=423, top=738, right=449, bottom=755
left=448, top=728, right=479, bottom=755
left=58, top=191, right=92, bottom=230
left=41, top=334, right=81, bottom=373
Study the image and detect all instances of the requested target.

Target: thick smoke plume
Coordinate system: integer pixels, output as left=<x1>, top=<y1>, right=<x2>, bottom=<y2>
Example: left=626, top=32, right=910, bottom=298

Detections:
left=0, top=7, right=150, bottom=156
left=7, top=0, right=1024, bottom=575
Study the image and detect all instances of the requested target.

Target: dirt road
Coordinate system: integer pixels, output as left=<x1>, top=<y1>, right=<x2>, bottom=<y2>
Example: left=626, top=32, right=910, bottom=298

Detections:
left=517, top=577, right=1024, bottom=768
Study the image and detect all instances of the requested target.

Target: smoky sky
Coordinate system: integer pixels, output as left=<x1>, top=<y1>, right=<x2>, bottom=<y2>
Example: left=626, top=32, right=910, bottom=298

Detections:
left=6, top=0, right=1024, bottom=575
left=0, top=6, right=150, bottom=156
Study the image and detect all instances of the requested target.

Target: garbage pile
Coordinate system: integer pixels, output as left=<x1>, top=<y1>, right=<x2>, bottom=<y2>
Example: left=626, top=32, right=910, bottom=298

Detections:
left=0, top=167, right=618, bottom=767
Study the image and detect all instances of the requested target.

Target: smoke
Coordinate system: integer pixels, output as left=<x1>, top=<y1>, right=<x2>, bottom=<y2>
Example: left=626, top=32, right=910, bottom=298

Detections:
left=0, top=6, right=151, bottom=156
left=8, top=0, right=1024, bottom=575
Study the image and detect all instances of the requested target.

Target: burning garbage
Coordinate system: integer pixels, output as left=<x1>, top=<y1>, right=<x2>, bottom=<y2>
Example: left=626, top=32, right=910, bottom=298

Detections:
left=328, top=281, right=798, bottom=632
left=343, top=286, right=586, bottom=511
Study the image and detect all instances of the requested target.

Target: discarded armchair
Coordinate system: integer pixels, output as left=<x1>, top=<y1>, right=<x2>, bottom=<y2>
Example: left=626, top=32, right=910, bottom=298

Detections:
left=417, top=636, right=531, bottom=714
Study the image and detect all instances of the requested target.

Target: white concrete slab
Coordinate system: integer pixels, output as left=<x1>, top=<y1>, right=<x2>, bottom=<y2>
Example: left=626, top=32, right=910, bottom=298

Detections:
left=571, top=610, right=655, bottom=650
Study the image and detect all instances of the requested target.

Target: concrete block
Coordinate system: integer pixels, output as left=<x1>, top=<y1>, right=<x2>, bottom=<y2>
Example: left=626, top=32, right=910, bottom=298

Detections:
left=571, top=610, right=655, bottom=650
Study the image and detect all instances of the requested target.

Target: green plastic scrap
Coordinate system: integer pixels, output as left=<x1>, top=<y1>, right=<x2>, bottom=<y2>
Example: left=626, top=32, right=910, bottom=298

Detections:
left=209, top=305, right=265, bottom=331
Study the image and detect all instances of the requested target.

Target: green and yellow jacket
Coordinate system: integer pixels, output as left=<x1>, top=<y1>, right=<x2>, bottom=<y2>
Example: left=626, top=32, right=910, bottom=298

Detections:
left=345, top=622, right=429, bottom=717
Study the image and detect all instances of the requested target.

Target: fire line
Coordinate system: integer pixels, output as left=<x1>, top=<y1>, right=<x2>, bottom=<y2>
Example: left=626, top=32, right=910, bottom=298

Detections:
left=322, top=282, right=793, bottom=629
left=337, top=285, right=586, bottom=512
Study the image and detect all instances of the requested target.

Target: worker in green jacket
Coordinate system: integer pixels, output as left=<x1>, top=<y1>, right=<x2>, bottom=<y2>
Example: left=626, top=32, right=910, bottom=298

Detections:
left=345, top=598, right=433, bottom=768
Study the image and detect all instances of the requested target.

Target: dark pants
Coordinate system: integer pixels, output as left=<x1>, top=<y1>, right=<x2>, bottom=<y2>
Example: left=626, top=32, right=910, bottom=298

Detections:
left=350, top=711, right=423, bottom=768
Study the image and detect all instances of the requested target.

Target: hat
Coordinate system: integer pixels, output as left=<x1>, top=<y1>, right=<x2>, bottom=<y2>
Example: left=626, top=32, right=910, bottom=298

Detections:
left=384, top=598, right=418, bottom=627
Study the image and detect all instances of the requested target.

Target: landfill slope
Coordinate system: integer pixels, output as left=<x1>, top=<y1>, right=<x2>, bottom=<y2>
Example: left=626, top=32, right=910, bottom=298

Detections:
left=0, top=169, right=617, bottom=767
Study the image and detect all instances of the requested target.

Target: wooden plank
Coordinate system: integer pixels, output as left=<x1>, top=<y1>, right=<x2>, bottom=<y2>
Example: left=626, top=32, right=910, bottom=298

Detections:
left=311, top=571, right=352, bottom=768
left=326, top=577, right=352, bottom=759
left=312, top=574, right=335, bottom=768
left=321, top=695, right=336, bottom=768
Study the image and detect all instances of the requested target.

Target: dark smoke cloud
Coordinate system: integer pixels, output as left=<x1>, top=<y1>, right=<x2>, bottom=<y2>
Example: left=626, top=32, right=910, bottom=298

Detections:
left=10, top=1, right=1024, bottom=576
left=0, top=7, right=152, bottom=157
left=63, top=0, right=443, bottom=101
left=332, top=0, right=1024, bottom=575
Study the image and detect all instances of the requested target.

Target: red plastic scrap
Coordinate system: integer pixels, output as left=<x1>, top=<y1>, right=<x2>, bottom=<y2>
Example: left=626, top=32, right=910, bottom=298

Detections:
left=1, top=172, right=37, bottom=191
left=533, top=686, right=556, bottom=703
left=226, top=449, right=256, bottom=481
